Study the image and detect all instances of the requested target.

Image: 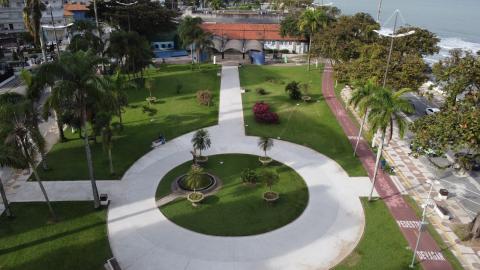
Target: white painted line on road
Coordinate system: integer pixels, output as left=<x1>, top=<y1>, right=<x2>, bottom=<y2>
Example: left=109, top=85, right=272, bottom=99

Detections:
left=397, top=220, right=420, bottom=229
left=416, top=251, right=446, bottom=261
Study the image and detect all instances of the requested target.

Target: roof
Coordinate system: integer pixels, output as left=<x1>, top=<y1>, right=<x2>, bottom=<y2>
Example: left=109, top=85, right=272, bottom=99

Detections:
left=201, top=23, right=305, bottom=41
left=64, top=3, right=89, bottom=16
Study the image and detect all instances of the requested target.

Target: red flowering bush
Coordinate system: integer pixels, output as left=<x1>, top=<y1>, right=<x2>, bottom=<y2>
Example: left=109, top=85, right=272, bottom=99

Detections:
left=253, top=102, right=279, bottom=124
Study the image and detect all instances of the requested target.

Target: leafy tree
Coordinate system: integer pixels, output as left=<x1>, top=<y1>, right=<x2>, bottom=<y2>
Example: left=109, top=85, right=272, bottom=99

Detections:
left=0, top=145, right=28, bottom=218
left=258, top=136, right=273, bottom=158
left=390, top=26, right=440, bottom=57
left=433, top=49, right=480, bottom=106
left=312, top=13, right=379, bottom=64
left=68, top=20, right=104, bottom=54
left=241, top=168, right=259, bottom=184
left=285, top=81, right=302, bottom=100
left=298, top=8, right=328, bottom=71
left=107, top=31, right=153, bottom=76
left=411, top=50, right=480, bottom=171
left=336, top=43, right=428, bottom=91
left=38, top=50, right=105, bottom=209
left=92, top=0, right=178, bottom=39
left=366, top=87, right=413, bottom=201
left=191, top=129, right=211, bottom=157
left=280, top=13, right=304, bottom=37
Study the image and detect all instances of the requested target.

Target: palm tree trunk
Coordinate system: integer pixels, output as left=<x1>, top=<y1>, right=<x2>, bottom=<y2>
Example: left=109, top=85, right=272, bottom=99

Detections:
left=0, top=177, right=13, bottom=217
left=82, top=106, right=101, bottom=209
left=264, top=149, right=267, bottom=158
left=307, top=37, right=312, bottom=71
left=31, top=165, right=57, bottom=221
left=368, top=131, right=386, bottom=201
left=354, top=113, right=367, bottom=156
left=108, top=148, right=114, bottom=175
left=56, top=116, right=66, bottom=142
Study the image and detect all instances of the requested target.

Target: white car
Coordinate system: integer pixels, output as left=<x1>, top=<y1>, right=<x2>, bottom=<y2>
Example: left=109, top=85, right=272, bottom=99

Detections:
left=425, top=107, right=440, bottom=115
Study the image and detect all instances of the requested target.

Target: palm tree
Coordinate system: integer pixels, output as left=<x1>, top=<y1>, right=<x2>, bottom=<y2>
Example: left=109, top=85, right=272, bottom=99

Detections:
left=191, top=129, right=211, bottom=158
left=0, top=145, right=28, bottom=218
left=367, top=87, right=414, bottom=201
left=298, top=8, right=328, bottom=71
left=5, top=113, right=57, bottom=221
left=186, top=164, right=205, bottom=192
left=349, top=79, right=379, bottom=156
left=99, top=71, right=135, bottom=126
left=178, top=16, right=205, bottom=64
left=258, top=136, right=273, bottom=159
left=193, top=30, right=213, bottom=66
left=23, top=0, right=45, bottom=47
left=38, top=50, right=104, bottom=208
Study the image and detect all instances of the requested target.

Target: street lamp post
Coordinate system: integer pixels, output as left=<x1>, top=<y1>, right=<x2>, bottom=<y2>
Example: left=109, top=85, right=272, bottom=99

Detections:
left=367, top=9, right=415, bottom=200
left=409, top=180, right=438, bottom=268
left=376, top=0, right=383, bottom=22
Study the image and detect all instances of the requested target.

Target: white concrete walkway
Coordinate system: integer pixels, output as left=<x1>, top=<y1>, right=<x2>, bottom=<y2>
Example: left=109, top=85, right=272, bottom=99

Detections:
left=107, top=66, right=374, bottom=270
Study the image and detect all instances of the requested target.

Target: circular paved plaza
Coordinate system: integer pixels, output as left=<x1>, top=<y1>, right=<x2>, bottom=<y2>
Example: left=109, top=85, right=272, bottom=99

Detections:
left=107, top=127, right=365, bottom=270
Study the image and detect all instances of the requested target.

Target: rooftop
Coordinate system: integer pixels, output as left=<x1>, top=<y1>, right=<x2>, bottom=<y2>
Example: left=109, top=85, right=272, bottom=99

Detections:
left=201, top=23, right=305, bottom=41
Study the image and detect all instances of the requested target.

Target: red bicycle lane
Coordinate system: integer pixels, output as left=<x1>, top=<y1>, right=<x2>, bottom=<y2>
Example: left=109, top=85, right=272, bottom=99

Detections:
left=321, top=64, right=453, bottom=270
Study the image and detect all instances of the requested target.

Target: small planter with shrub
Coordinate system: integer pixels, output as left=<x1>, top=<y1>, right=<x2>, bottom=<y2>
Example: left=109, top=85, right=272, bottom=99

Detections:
left=260, top=170, right=280, bottom=203
left=192, top=129, right=211, bottom=163
left=258, top=137, right=274, bottom=165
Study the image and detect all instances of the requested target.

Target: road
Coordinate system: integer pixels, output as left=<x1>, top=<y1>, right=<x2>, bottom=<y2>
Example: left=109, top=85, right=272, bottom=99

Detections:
left=404, top=92, right=480, bottom=218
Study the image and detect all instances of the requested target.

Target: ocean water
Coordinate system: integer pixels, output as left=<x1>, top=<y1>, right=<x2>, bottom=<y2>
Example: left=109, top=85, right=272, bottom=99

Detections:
left=318, top=0, right=480, bottom=62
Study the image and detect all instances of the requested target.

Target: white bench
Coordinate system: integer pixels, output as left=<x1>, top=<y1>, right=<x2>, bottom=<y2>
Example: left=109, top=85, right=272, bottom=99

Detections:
left=434, top=203, right=451, bottom=220
left=104, top=257, right=121, bottom=270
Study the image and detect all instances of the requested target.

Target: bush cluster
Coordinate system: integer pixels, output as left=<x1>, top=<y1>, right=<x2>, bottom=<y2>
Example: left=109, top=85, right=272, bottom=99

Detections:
left=253, top=102, right=279, bottom=124
left=255, top=87, right=268, bottom=95
left=241, top=168, right=258, bottom=184
left=196, top=90, right=213, bottom=106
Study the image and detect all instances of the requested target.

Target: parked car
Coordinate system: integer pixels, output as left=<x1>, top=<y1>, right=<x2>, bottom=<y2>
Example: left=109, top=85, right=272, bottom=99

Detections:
left=425, top=107, right=440, bottom=115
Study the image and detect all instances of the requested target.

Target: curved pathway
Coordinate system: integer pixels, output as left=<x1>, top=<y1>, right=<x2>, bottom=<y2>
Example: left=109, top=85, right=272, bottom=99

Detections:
left=107, top=66, right=374, bottom=270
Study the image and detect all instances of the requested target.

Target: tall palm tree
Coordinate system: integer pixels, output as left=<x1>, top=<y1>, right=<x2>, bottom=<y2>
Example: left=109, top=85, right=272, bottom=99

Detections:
left=367, top=87, right=414, bottom=201
left=93, top=112, right=116, bottom=175
left=3, top=109, right=57, bottom=221
left=178, top=16, right=204, bottom=64
left=191, top=129, right=211, bottom=157
left=23, top=0, right=45, bottom=47
left=349, top=79, right=379, bottom=156
left=38, top=50, right=104, bottom=208
left=193, top=30, right=213, bottom=66
left=99, top=71, right=135, bottom=126
left=258, top=136, right=273, bottom=158
left=0, top=145, right=28, bottom=218
left=298, top=8, right=328, bottom=71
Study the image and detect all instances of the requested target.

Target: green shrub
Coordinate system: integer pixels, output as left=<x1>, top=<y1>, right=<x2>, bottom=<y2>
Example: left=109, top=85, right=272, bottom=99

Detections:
left=256, top=87, right=268, bottom=95
left=196, top=90, right=213, bottom=106
left=241, top=168, right=258, bottom=184
left=285, top=81, right=302, bottom=100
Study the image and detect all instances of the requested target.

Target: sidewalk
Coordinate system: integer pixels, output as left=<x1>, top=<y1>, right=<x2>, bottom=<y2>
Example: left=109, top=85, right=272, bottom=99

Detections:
left=322, top=64, right=453, bottom=270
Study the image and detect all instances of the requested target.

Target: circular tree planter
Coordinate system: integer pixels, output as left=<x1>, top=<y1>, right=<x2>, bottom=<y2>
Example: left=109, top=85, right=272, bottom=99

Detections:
left=263, top=191, right=279, bottom=203
left=187, top=192, right=205, bottom=207
left=259, top=156, right=273, bottom=165
left=195, top=155, right=209, bottom=163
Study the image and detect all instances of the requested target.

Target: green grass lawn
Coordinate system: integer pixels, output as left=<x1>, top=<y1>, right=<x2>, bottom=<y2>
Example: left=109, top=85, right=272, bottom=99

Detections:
left=38, top=64, right=220, bottom=180
left=156, top=154, right=309, bottom=236
left=334, top=198, right=421, bottom=270
left=0, top=202, right=111, bottom=270
left=239, top=65, right=366, bottom=176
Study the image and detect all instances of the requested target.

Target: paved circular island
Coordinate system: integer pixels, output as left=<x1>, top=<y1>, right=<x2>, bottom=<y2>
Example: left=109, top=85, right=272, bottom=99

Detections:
left=106, top=66, right=367, bottom=270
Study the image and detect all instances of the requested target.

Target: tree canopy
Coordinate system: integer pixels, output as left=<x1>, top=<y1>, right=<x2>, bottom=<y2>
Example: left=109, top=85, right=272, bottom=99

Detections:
left=91, top=0, right=178, bottom=39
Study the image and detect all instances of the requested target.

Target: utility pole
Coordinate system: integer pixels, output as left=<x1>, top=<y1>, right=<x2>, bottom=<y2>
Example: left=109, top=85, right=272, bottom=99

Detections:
left=382, top=9, right=397, bottom=87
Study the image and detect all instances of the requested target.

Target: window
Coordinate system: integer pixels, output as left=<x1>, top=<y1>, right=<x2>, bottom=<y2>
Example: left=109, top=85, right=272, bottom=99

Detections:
left=9, top=24, right=13, bottom=30
left=154, top=44, right=159, bottom=49
left=161, top=44, right=166, bottom=48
